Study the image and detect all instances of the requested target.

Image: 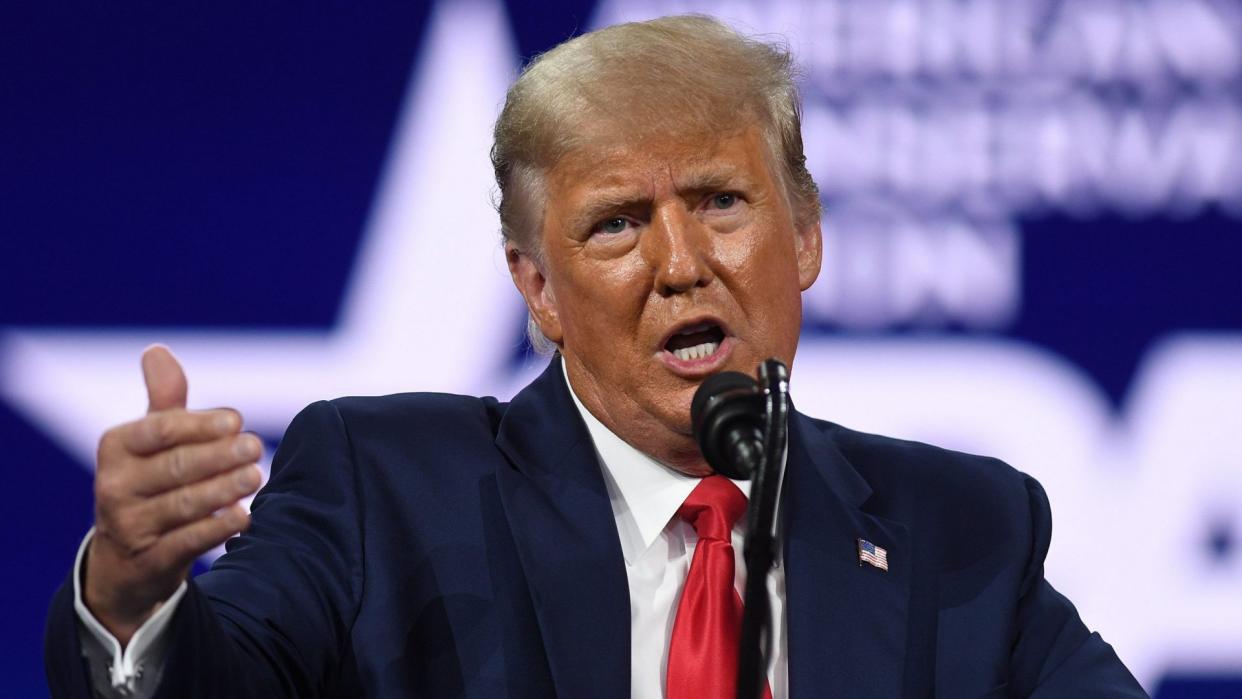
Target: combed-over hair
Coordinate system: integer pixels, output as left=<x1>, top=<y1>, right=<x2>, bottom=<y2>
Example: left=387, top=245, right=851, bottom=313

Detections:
left=491, top=14, right=820, bottom=352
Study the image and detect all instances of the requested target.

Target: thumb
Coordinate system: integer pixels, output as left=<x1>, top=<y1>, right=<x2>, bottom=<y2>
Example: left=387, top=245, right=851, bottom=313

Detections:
left=142, top=344, right=188, bottom=413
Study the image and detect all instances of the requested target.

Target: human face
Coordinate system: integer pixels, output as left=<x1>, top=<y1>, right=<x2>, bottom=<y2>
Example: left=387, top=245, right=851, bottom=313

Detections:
left=508, top=125, right=822, bottom=473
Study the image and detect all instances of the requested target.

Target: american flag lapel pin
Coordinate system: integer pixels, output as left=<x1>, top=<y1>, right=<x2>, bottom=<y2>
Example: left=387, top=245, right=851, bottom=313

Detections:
left=857, top=538, right=889, bottom=572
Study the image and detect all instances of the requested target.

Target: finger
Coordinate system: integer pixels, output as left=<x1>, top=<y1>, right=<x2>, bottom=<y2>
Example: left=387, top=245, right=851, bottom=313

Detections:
left=142, top=344, right=188, bottom=413
left=136, top=464, right=262, bottom=536
left=115, top=408, right=242, bottom=456
left=146, top=504, right=251, bottom=573
left=132, top=432, right=262, bottom=496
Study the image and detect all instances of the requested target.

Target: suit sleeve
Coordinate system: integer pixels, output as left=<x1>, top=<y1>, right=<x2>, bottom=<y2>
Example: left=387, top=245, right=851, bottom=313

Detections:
left=1008, top=476, right=1148, bottom=698
left=46, top=400, right=365, bottom=698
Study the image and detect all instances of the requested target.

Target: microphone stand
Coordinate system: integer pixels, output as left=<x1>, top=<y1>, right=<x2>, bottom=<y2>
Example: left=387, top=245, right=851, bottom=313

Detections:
left=736, top=359, right=789, bottom=699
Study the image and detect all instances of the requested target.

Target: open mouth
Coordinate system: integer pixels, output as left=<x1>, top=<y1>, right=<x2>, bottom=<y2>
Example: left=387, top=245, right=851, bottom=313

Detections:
left=663, top=322, right=727, bottom=362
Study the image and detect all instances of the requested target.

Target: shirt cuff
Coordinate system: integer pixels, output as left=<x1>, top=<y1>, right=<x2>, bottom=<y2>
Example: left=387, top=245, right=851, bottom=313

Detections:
left=73, top=527, right=186, bottom=696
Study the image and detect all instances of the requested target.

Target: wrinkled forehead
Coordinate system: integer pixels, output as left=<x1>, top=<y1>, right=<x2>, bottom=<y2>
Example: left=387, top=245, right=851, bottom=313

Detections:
left=548, top=122, right=762, bottom=191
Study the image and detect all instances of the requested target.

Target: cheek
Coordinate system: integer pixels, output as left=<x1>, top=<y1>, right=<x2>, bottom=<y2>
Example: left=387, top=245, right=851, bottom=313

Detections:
left=554, top=255, right=651, bottom=344
left=715, top=226, right=805, bottom=355
left=717, top=223, right=802, bottom=303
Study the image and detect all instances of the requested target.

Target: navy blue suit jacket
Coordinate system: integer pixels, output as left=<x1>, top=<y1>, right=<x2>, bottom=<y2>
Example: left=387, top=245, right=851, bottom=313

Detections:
left=46, top=357, right=1145, bottom=697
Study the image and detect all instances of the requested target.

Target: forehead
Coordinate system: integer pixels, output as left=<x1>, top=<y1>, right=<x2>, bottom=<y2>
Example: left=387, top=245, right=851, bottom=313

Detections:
left=545, top=124, right=776, bottom=207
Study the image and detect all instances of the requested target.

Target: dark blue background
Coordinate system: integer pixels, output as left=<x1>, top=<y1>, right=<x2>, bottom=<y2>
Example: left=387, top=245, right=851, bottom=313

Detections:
left=2, top=3, right=1238, bottom=696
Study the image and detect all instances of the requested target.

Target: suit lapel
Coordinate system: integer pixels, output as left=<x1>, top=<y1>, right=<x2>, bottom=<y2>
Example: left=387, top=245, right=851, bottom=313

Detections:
left=492, top=360, right=911, bottom=697
left=494, top=356, right=631, bottom=699
left=784, top=413, right=911, bottom=698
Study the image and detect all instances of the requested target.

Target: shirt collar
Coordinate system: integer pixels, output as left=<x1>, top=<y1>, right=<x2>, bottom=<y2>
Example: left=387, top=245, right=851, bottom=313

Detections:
left=561, top=361, right=749, bottom=563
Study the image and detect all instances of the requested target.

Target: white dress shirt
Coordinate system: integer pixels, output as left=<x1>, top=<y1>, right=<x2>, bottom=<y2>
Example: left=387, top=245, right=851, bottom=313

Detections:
left=74, top=367, right=788, bottom=697
left=73, top=529, right=183, bottom=697
left=564, top=366, right=788, bottom=698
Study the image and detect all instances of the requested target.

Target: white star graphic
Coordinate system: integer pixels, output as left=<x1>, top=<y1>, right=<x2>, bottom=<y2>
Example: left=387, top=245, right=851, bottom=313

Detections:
left=1, top=0, right=541, bottom=485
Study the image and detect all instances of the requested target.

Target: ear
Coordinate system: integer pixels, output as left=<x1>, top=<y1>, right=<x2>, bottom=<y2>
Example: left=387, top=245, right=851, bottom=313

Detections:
left=794, top=215, right=823, bottom=292
left=506, top=243, right=564, bottom=345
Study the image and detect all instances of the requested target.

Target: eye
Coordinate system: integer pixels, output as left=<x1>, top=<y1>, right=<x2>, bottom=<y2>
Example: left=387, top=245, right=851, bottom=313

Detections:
left=594, top=217, right=633, bottom=235
left=709, top=193, right=738, bottom=210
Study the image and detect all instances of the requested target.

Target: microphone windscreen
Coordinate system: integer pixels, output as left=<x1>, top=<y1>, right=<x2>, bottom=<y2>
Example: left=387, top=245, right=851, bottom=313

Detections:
left=691, top=371, right=758, bottom=432
left=692, top=371, right=764, bottom=479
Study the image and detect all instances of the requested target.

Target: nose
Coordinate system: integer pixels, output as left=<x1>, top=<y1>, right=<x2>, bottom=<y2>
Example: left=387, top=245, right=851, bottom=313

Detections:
left=643, top=205, right=715, bottom=296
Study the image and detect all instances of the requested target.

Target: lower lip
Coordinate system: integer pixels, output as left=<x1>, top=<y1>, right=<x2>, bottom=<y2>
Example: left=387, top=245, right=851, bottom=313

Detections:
left=658, top=336, right=735, bottom=377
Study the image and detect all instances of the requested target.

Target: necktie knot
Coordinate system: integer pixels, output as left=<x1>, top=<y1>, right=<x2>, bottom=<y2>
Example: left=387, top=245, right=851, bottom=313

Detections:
left=677, top=475, right=747, bottom=542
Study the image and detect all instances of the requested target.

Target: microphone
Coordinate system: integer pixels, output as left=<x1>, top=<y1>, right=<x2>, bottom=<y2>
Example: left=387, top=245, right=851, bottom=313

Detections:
left=692, top=361, right=792, bottom=699
left=691, top=371, right=765, bottom=479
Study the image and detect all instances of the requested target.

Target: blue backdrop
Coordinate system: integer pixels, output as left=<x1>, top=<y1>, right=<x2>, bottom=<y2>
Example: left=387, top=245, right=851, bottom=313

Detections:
left=3, top=1, right=1241, bottom=696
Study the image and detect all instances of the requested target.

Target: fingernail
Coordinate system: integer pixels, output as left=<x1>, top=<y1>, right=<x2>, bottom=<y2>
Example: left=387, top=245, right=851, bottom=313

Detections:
left=215, top=412, right=239, bottom=433
left=237, top=466, right=260, bottom=490
left=234, top=435, right=260, bottom=460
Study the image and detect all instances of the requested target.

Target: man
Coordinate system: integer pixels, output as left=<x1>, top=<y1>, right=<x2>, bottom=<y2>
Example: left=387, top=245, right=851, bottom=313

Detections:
left=45, top=15, right=1146, bottom=698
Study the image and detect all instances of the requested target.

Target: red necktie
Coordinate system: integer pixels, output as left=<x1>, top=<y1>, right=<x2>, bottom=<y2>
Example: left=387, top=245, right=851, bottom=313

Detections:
left=666, top=476, right=772, bottom=699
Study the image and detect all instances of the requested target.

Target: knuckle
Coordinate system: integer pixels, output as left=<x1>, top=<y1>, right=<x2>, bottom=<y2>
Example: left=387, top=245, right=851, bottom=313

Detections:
left=177, top=488, right=197, bottom=519
left=153, top=414, right=177, bottom=448
left=165, top=447, right=187, bottom=484
left=94, top=470, right=125, bottom=505
left=133, top=418, right=159, bottom=451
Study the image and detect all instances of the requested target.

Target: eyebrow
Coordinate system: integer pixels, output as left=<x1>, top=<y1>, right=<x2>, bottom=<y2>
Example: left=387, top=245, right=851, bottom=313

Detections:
left=671, top=167, right=746, bottom=194
left=573, top=189, right=652, bottom=229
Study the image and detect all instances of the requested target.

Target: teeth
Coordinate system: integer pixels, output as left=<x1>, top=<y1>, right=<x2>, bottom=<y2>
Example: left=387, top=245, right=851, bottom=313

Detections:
left=672, top=342, right=719, bottom=362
